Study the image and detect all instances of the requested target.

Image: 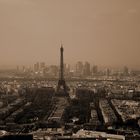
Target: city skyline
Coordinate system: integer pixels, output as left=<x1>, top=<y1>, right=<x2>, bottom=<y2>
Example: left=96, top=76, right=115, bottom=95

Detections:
left=0, top=59, right=138, bottom=70
left=0, top=0, right=140, bottom=69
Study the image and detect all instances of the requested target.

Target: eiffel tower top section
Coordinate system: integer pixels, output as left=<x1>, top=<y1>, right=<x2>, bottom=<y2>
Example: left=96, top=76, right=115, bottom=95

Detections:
left=57, top=44, right=67, bottom=93
left=60, top=44, right=64, bottom=81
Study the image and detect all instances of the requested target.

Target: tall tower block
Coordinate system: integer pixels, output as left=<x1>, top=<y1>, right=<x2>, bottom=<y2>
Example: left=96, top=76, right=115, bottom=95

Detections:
left=57, top=44, right=67, bottom=93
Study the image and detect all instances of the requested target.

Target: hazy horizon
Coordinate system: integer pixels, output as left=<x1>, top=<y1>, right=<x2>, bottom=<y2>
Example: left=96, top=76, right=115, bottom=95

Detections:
left=0, top=0, right=140, bottom=69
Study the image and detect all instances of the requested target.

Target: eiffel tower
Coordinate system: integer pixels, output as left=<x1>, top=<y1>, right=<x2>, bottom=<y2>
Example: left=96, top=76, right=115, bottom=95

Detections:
left=57, top=44, right=67, bottom=93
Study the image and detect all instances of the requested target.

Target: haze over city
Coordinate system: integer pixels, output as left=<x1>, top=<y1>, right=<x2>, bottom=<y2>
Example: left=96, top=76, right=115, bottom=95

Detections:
left=1, top=1, right=140, bottom=139
left=0, top=0, right=140, bottom=69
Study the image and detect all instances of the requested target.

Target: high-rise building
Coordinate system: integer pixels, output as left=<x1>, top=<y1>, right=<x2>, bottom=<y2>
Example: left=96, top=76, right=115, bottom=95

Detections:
left=64, top=64, right=70, bottom=76
left=40, top=62, right=45, bottom=70
left=123, top=66, right=129, bottom=76
left=34, top=62, right=40, bottom=72
left=92, top=65, right=98, bottom=75
left=76, top=61, right=84, bottom=76
left=50, top=65, right=59, bottom=76
left=83, top=61, right=91, bottom=76
left=106, top=68, right=111, bottom=76
left=16, top=66, right=19, bottom=71
left=22, top=66, right=26, bottom=72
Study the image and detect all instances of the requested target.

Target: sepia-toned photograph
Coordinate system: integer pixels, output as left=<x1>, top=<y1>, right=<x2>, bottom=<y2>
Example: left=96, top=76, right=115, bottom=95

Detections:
left=0, top=0, right=140, bottom=139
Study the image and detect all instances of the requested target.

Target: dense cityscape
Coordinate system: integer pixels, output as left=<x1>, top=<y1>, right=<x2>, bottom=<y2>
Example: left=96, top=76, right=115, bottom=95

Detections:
left=0, top=46, right=140, bottom=140
left=0, top=0, right=140, bottom=139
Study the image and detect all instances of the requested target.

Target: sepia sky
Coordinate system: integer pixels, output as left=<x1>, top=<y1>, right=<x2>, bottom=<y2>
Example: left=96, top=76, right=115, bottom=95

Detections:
left=0, top=0, right=140, bottom=68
